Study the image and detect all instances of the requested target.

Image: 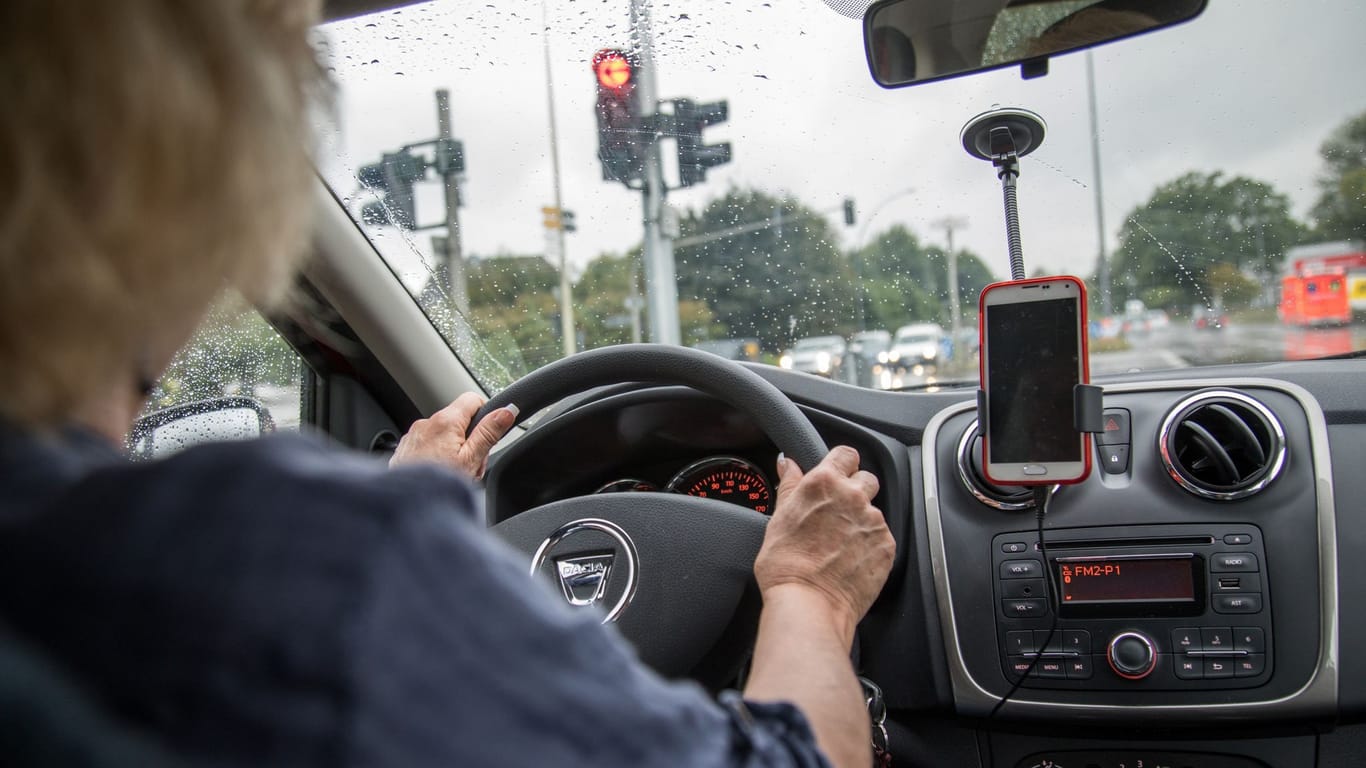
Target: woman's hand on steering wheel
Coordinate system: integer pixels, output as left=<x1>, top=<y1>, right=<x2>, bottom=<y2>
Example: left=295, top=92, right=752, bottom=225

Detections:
left=390, top=392, right=518, bottom=480
left=755, top=446, right=894, bottom=639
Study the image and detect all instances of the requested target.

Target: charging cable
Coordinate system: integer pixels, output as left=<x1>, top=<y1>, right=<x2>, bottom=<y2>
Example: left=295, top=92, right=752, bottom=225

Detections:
left=988, top=484, right=1059, bottom=720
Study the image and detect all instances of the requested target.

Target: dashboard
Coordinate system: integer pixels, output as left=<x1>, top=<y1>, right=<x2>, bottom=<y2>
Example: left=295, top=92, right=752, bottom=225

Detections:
left=483, top=358, right=1366, bottom=767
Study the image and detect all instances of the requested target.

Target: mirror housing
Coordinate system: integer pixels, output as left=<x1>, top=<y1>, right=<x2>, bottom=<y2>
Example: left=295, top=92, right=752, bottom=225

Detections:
left=864, top=0, right=1207, bottom=89
left=128, top=397, right=275, bottom=460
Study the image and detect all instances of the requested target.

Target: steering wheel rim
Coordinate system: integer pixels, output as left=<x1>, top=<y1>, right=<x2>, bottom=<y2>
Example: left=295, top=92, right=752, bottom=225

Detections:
left=479, top=344, right=830, bottom=685
left=471, top=343, right=829, bottom=471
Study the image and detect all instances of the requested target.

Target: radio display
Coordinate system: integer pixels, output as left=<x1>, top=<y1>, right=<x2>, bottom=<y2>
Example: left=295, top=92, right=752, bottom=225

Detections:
left=1057, top=555, right=1196, bottom=605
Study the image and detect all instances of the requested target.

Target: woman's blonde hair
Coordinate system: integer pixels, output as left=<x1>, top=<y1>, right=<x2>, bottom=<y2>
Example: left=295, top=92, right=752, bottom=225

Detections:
left=0, top=0, right=323, bottom=428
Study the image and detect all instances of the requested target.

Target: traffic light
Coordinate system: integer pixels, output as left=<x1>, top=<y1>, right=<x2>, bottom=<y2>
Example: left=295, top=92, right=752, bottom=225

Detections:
left=358, top=150, right=427, bottom=229
left=561, top=210, right=577, bottom=233
left=593, top=49, right=645, bottom=186
left=674, top=98, right=731, bottom=188
left=843, top=198, right=856, bottom=226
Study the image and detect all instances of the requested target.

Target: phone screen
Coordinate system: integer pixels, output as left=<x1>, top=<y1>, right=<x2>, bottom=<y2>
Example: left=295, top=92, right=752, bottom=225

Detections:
left=985, top=296, right=1082, bottom=463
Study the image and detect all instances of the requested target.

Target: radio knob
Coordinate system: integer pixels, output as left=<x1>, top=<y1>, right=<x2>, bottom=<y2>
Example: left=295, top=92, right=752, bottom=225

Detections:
left=1107, top=631, right=1156, bottom=680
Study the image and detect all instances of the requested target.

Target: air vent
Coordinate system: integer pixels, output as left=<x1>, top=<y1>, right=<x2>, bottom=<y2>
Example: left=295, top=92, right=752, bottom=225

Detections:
left=1159, top=390, right=1286, bottom=501
left=955, top=420, right=1056, bottom=511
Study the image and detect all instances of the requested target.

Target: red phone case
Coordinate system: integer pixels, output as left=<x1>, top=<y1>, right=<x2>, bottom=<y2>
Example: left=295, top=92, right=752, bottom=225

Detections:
left=977, top=275, right=1092, bottom=485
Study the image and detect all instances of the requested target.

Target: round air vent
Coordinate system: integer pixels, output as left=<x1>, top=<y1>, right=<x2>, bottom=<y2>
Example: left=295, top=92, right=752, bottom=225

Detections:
left=1159, top=390, right=1286, bottom=501
left=955, top=420, right=1055, bottom=511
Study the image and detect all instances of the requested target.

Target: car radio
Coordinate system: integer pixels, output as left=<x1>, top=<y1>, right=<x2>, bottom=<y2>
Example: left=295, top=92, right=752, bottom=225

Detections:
left=992, top=524, right=1271, bottom=690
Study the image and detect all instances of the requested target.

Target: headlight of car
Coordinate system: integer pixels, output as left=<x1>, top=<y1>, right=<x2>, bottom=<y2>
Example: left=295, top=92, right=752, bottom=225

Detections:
left=922, top=348, right=937, bottom=360
left=779, top=354, right=793, bottom=369
left=816, top=351, right=831, bottom=372
left=877, top=351, right=889, bottom=363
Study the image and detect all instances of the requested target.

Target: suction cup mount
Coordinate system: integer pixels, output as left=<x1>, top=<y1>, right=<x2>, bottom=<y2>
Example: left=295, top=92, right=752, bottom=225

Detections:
left=960, top=107, right=1047, bottom=280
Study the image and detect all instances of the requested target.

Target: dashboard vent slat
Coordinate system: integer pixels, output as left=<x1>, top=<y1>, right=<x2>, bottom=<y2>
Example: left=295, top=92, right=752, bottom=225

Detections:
left=1159, top=390, right=1287, bottom=501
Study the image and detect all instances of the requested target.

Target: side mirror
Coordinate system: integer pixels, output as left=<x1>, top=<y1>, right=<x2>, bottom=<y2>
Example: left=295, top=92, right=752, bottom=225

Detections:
left=864, top=0, right=1207, bottom=89
left=128, top=396, right=275, bottom=460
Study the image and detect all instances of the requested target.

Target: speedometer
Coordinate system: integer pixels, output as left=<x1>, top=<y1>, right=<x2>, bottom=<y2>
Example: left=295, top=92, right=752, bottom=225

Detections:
left=666, top=456, right=773, bottom=514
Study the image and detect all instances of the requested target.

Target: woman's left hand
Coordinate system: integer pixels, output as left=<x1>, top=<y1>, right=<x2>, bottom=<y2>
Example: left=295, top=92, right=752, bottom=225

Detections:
left=389, top=392, right=517, bottom=480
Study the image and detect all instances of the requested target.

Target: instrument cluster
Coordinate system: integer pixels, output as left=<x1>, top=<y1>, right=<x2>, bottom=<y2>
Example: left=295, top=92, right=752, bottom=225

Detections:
left=594, top=455, right=773, bottom=514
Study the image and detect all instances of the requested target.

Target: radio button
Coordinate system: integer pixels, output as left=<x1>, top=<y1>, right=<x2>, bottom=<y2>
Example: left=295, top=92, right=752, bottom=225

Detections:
left=1223, top=533, right=1253, bottom=546
left=1001, top=578, right=1045, bottom=599
left=1098, top=444, right=1130, bottom=475
left=1212, top=553, right=1259, bottom=572
left=1034, top=630, right=1063, bottom=654
left=1204, top=658, right=1234, bottom=679
left=1097, top=408, right=1131, bottom=445
left=1062, top=629, right=1091, bottom=654
left=1214, top=593, right=1263, bottom=614
left=1172, top=627, right=1201, bottom=652
left=1001, top=541, right=1029, bottom=554
left=1233, top=627, right=1265, bottom=654
left=1037, top=658, right=1067, bottom=679
left=1005, top=656, right=1034, bottom=680
left=1064, top=655, right=1093, bottom=680
left=1000, top=559, right=1042, bottom=579
left=1002, top=599, right=1047, bottom=618
left=1005, top=630, right=1035, bottom=656
left=1174, top=656, right=1202, bottom=679
left=1235, top=654, right=1266, bottom=678
left=1107, top=632, right=1157, bottom=680
left=1201, top=627, right=1233, bottom=653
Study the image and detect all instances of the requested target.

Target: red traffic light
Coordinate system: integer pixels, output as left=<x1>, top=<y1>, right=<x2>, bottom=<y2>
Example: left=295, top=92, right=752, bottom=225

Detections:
left=593, top=49, right=633, bottom=90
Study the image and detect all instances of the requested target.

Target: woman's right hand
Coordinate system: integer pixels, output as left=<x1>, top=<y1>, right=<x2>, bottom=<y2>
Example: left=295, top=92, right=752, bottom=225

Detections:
left=753, top=446, right=894, bottom=634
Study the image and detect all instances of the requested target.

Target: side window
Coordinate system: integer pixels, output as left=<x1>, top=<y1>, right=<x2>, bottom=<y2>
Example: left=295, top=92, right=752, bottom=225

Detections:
left=144, top=299, right=304, bottom=432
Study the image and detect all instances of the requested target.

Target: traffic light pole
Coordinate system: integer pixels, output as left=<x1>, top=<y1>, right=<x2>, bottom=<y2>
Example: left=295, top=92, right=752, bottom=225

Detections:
left=631, top=0, right=682, bottom=346
left=542, top=1, right=576, bottom=357
left=435, top=89, right=469, bottom=315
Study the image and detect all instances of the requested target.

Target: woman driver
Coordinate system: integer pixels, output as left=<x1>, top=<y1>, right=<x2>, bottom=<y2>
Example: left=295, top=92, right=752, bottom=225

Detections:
left=0, top=2, right=894, bottom=766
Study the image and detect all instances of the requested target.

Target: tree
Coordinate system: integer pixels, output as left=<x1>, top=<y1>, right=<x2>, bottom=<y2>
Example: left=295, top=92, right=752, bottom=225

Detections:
left=674, top=188, right=856, bottom=352
left=853, top=224, right=996, bottom=331
left=1311, top=110, right=1366, bottom=242
left=1110, top=171, right=1305, bottom=308
left=573, top=251, right=722, bottom=350
left=1205, top=263, right=1260, bottom=310
left=462, top=254, right=562, bottom=376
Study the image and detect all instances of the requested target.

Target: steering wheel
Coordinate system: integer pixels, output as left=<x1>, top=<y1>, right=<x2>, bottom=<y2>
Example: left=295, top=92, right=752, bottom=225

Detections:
left=472, top=344, right=829, bottom=687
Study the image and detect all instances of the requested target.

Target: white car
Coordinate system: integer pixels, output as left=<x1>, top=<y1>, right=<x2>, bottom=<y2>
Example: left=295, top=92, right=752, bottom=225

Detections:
left=887, top=323, right=946, bottom=374
left=779, top=335, right=846, bottom=377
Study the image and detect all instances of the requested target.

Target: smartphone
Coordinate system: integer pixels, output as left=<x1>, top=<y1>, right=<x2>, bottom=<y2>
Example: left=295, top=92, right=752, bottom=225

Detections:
left=978, top=276, right=1091, bottom=485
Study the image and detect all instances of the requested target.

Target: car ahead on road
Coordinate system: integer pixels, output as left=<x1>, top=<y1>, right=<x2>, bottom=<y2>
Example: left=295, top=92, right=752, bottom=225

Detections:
left=1192, top=304, right=1229, bottom=330
left=23, top=1, right=1366, bottom=766
left=778, top=335, right=846, bottom=377
left=887, top=323, right=946, bottom=375
left=844, top=329, right=893, bottom=387
left=690, top=337, right=762, bottom=362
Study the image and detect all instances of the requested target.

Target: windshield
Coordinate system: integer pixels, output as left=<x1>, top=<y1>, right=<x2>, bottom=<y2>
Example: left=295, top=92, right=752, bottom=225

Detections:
left=317, top=0, right=1366, bottom=392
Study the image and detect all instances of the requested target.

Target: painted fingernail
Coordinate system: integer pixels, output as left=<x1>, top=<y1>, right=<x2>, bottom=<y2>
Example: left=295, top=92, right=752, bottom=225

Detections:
left=776, top=452, right=789, bottom=473
left=503, top=403, right=520, bottom=418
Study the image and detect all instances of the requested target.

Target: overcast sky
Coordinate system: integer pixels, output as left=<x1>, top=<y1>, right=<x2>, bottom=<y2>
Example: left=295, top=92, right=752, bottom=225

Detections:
left=316, top=0, right=1366, bottom=296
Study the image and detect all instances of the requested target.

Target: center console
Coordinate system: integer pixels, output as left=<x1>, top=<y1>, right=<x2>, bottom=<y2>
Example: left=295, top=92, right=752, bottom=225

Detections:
left=992, top=524, right=1271, bottom=690
left=919, top=380, right=1337, bottom=721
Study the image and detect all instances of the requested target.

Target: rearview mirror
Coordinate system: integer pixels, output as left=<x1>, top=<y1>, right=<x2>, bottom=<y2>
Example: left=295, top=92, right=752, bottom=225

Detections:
left=128, top=396, right=275, bottom=460
left=864, top=0, right=1207, bottom=88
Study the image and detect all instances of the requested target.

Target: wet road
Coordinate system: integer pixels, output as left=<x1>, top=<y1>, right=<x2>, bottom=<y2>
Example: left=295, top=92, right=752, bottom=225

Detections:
left=1098, top=321, right=1366, bottom=373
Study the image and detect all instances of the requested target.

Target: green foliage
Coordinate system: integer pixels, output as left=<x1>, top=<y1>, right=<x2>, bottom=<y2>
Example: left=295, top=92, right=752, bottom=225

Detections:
left=674, top=188, right=856, bottom=352
left=152, top=299, right=298, bottom=411
left=574, top=252, right=642, bottom=350
left=1139, top=285, right=1183, bottom=311
left=852, top=224, right=996, bottom=331
left=463, top=255, right=562, bottom=374
left=1204, top=263, right=1260, bottom=310
left=1311, top=110, right=1366, bottom=242
left=1110, top=171, right=1305, bottom=307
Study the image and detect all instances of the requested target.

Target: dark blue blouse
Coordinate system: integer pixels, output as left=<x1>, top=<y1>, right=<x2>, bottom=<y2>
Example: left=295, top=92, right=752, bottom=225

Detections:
left=0, top=426, right=827, bottom=767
